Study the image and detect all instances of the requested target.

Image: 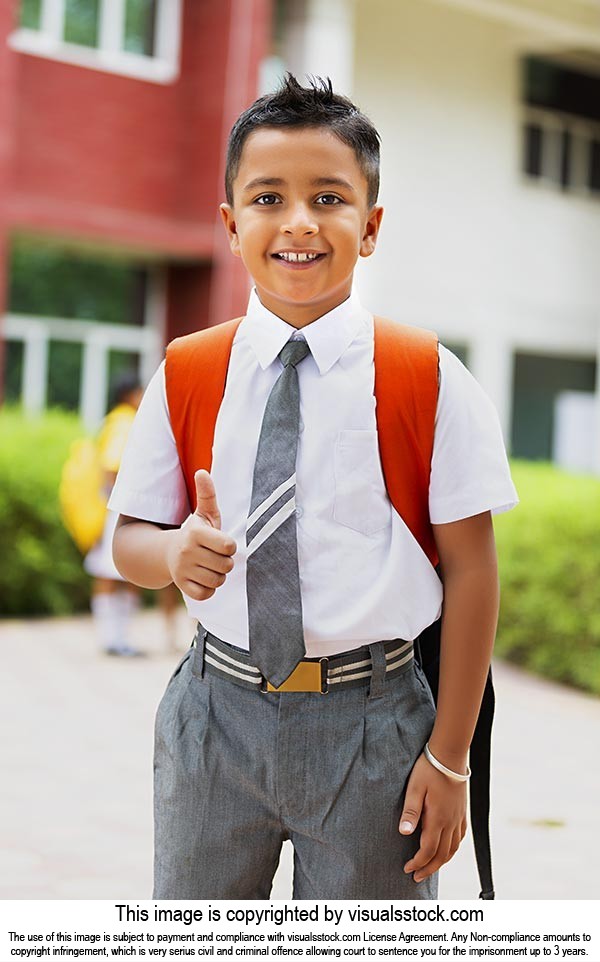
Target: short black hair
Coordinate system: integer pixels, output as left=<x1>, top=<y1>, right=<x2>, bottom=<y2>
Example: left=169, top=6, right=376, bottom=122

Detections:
left=225, top=74, right=381, bottom=207
left=111, top=371, right=142, bottom=408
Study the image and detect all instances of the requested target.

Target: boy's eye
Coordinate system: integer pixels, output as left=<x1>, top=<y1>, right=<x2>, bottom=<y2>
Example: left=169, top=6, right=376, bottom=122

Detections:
left=255, top=194, right=280, bottom=206
left=316, top=194, right=342, bottom=205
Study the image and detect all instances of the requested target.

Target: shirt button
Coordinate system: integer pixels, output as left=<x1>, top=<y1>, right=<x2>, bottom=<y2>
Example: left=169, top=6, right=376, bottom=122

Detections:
left=299, top=420, right=305, bottom=433
left=296, top=507, right=304, bottom=519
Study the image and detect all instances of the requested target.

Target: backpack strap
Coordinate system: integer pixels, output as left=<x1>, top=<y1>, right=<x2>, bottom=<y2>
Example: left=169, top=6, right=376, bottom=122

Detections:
left=373, top=316, right=439, bottom=566
left=470, top=671, right=496, bottom=899
left=165, top=318, right=243, bottom=511
left=374, top=316, right=495, bottom=899
left=415, top=620, right=496, bottom=899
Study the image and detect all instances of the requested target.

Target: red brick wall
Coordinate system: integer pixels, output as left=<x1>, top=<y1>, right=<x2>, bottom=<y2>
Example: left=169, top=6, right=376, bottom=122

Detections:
left=0, top=1, right=18, bottom=395
left=209, top=0, right=272, bottom=326
left=166, top=263, right=212, bottom=342
left=9, top=1, right=228, bottom=254
left=8, top=0, right=271, bottom=259
left=3, top=0, right=272, bottom=348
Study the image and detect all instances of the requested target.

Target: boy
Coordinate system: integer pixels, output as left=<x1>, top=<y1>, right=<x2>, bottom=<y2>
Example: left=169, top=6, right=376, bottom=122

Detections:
left=110, top=75, right=517, bottom=900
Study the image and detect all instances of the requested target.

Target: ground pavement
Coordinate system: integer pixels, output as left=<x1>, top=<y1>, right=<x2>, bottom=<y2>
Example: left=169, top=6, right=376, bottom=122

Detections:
left=1, top=609, right=598, bottom=900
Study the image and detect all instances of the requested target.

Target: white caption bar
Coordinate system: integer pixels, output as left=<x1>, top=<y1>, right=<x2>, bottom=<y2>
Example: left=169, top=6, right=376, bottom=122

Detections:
left=1, top=900, right=598, bottom=961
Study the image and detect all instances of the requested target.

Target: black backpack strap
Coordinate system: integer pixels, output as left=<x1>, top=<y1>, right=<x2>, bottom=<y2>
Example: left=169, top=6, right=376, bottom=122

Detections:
left=415, top=617, right=495, bottom=899
left=470, top=669, right=495, bottom=899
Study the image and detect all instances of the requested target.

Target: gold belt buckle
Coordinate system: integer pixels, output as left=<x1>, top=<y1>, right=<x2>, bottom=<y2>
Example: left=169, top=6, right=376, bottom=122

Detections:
left=264, top=658, right=329, bottom=694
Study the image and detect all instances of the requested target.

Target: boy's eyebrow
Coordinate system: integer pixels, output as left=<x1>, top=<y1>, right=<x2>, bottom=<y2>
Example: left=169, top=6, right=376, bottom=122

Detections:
left=311, top=176, right=355, bottom=192
left=242, top=177, right=286, bottom=192
left=242, top=176, right=356, bottom=192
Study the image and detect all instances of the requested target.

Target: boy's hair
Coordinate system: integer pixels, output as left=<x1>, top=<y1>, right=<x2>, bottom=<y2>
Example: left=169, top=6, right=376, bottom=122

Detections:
left=225, top=74, right=381, bottom=207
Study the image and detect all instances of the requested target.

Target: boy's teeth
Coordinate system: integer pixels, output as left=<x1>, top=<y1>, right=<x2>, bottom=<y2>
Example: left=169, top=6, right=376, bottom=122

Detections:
left=279, top=251, right=319, bottom=262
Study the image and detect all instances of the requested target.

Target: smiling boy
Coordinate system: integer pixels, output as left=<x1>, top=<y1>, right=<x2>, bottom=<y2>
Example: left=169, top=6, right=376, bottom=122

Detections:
left=222, top=123, right=382, bottom=325
left=110, top=76, right=517, bottom=900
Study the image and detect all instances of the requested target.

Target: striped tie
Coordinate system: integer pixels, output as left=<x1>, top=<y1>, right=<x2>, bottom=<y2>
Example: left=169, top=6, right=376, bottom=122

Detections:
left=246, top=337, right=310, bottom=688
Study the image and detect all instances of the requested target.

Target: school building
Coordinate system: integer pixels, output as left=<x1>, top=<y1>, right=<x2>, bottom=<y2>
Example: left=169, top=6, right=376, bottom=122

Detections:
left=1, top=0, right=599, bottom=472
left=0, top=0, right=269, bottom=428
left=271, top=0, right=600, bottom=473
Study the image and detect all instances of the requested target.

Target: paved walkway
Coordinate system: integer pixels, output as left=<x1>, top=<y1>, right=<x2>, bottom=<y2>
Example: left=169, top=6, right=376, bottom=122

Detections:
left=1, top=610, right=599, bottom=900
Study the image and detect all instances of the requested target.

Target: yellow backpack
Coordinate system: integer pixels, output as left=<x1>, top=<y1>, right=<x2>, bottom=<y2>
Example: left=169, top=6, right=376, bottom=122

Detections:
left=59, top=437, right=107, bottom=553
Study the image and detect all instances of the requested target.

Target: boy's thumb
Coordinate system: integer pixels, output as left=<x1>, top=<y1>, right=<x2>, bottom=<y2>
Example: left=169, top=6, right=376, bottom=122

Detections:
left=194, top=469, right=221, bottom=530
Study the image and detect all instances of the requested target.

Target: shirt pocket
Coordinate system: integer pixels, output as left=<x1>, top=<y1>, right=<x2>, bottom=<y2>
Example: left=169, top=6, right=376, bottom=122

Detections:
left=333, top=429, right=391, bottom=536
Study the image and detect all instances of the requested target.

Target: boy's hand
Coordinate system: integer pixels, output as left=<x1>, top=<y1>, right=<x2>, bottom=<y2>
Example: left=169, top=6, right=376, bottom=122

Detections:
left=399, top=753, right=467, bottom=882
left=166, top=469, right=237, bottom=601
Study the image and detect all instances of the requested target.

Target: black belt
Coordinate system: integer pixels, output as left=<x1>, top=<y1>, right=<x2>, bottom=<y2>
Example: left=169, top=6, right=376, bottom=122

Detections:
left=192, top=628, right=414, bottom=694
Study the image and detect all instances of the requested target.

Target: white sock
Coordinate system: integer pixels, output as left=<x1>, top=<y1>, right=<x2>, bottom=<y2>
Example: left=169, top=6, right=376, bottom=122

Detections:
left=114, top=591, right=141, bottom=650
left=91, top=594, right=124, bottom=649
left=119, top=591, right=140, bottom=619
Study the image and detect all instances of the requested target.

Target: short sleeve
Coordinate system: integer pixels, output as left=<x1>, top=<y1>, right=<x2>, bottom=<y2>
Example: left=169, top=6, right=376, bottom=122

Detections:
left=429, top=346, right=518, bottom=525
left=108, top=362, right=191, bottom=526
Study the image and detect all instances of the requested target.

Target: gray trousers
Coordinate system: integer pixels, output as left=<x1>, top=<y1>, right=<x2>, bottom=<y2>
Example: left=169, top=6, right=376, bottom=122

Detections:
left=153, top=635, right=438, bottom=900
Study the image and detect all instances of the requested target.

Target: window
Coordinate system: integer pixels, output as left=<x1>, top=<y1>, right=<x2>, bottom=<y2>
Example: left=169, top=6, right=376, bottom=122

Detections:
left=20, top=0, right=43, bottom=29
left=8, top=240, right=148, bottom=326
left=3, top=239, right=163, bottom=426
left=124, top=0, right=157, bottom=56
left=511, top=352, right=597, bottom=461
left=521, top=56, right=600, bottom=199
left=63, top=0, right=101, bottom=49
left=12, top=0, right=181, bottom=83
left=4, top=340, right=24, bottom=404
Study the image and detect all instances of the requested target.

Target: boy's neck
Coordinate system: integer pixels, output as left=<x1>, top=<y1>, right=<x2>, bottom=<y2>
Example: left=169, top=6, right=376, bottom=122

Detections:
left=254, top=288, right=354, bottom=329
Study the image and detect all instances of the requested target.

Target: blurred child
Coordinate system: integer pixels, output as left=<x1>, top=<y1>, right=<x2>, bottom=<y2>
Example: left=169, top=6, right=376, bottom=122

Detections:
left=84, top=372, right=144, bottom=657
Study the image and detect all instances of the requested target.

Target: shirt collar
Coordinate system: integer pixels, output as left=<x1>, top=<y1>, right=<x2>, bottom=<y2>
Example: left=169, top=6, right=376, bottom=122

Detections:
left=242, top=288, right=367, bottom=375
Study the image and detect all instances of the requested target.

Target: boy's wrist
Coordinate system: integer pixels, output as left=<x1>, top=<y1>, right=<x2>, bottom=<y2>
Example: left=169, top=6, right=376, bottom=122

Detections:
left=163, top=526, right=184, bottom=585
left=423, top=742, right=471, bottom=782
left=426, top=735, right=469, bottom=775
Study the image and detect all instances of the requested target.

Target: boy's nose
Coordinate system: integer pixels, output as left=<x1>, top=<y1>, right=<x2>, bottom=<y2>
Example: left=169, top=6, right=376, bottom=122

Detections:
left=280, top=205, right=318, bottom=236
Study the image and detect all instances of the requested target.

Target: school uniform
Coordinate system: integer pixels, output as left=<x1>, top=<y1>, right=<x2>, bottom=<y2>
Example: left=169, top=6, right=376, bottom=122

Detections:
left=109, top=289, right=517, bottom=900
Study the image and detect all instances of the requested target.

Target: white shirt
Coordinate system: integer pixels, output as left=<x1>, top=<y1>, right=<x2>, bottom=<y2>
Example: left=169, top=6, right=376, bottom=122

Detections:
left=109, top=290, right=518, bottom=657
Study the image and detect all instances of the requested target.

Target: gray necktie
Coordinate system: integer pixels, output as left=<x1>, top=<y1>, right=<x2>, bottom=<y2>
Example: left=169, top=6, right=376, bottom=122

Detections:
left=246, top=337, right=311, bottom=688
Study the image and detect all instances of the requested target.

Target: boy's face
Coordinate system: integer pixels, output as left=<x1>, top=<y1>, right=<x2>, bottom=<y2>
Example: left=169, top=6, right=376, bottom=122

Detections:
left=220, top=127, right=383, bottom=327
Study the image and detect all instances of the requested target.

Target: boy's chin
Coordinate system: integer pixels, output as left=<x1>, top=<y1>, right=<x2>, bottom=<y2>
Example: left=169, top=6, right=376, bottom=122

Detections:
left=262, top=294, right=330, bottom=317
left=256, top=282, right=350, bottom=311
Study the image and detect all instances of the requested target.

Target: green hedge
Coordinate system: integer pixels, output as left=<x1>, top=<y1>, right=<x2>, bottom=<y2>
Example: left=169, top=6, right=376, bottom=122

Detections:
left=0, top=407, right=90, bottom=616
left=1, top=411, right=599, bottom=695
left=495, top=460, right=600, bottom=695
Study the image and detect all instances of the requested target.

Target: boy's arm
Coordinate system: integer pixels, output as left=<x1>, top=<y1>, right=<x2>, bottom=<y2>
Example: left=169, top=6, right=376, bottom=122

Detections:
left=399, top=510, right=499, bottom=882
left=112, top=470, right=237, bottom=599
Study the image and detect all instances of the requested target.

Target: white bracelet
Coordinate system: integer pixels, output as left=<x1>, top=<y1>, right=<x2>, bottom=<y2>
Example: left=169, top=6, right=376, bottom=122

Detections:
left=424, top=742, right=471, bottom=782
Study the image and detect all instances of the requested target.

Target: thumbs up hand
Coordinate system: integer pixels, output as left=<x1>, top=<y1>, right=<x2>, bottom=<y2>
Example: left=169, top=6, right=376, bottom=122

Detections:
left=166, top=469, right=237, bottom=601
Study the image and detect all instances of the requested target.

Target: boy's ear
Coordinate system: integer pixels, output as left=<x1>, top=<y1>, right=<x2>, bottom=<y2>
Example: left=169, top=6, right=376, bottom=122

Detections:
left=359, top=205, right=384, bottom=258
left=219, top=203, right=241, bottom=257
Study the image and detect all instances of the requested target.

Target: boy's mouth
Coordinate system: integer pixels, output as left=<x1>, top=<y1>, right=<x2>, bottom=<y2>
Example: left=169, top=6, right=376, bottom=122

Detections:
left=271, top=250, right=326, bottom=265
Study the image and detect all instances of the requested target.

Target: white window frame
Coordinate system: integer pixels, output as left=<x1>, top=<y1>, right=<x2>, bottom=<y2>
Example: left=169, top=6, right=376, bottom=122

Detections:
left=4, top=268, right=165, bottom=430
left=521, top=106, right=600, bottom=201
left=8, top=0, right=182, bottom=85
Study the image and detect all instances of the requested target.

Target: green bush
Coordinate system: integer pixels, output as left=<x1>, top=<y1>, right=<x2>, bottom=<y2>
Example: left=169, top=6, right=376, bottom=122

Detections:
left=495, top=460, right=600, bottom=695
left=1, top=411, right=599, bottom=696
left=0, top=407, right=90, bottom=616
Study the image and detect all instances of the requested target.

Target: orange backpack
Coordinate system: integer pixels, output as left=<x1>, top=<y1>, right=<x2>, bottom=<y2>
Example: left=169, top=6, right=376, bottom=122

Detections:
left=166, top=316, right=440, bottom=567
left=165, top=315, right=495, bottom=900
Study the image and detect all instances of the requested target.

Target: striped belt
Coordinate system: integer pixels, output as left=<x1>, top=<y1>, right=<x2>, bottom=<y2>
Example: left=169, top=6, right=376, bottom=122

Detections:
left=192, top=628, right=414, bottom=694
